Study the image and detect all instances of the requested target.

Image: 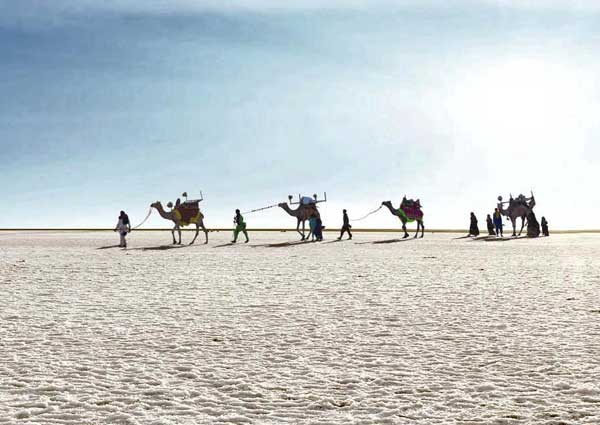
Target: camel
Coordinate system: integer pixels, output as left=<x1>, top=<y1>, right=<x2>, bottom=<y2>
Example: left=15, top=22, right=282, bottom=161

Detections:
left=150, top=201, right=208, bottom=245
left=278, top=202, right=320, bottom=241
left=497, top=193, right=536, bottom=237
left=382, top=200, right=425, bottom=238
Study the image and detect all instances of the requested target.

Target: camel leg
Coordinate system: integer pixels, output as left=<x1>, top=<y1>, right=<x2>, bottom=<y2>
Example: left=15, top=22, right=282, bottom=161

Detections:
left=511, top=219, right=517, bottom=237
left=402, top=221, right=409, bottom=239
left=420, top=221, right=425, bottom=238
left=171, top=226, right=177, bottom=244
left=518, top=217, right=526, bottom=236
left=177, top=226, right=182, bottom=245
left=190, top=224, right=199, bottom=245
left=297, top=220, right=304, bottom=241
left=201, top=221, right=208, bottom=244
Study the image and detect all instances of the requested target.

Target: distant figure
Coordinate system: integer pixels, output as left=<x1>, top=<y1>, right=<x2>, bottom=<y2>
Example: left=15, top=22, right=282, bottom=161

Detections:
left=493, top=208, right=503, bottom=237
left=314, top=217, right=324, bottom=241
left=114, top=210, right=131, bottom=248
left=469, top=212, right=480, bottom=237
left=338, top=209, right=352, bottom=240
left=175, top=198, right=181, bottom=208
left=308, top=216, right=317, bottom=241
left=527, top=210, right=540, bottom=238
left=541, top=216, right=549, bottom=236
left=486, top=214, right=495, bottom=236
left=232, top=209, right=249, bottom=243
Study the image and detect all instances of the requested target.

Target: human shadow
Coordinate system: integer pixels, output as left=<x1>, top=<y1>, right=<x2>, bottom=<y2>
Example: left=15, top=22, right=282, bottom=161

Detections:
left=129, top=244, right=190, bottom=251
left=355, top=238, right=416, bottom=245
left=213, top=242, right=250, bottom=248
left=251, top=240, right=315, bottom=248
left=96, top=245, right=122, bottom=250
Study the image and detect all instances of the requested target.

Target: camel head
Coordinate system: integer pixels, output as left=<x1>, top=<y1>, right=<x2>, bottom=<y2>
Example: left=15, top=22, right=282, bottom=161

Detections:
left=382, top=200, right=392, bottom=207
left=150, top=201, right=161, bottom=210
left=278, top=202, right=288, bottom=208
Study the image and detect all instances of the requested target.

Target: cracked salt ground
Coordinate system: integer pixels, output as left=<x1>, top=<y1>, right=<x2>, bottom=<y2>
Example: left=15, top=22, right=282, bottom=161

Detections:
left=1, top=231, right=599, bottom=424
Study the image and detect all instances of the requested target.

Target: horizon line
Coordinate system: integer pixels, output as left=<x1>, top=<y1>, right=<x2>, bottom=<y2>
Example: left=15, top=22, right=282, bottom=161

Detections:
left=0, top=228, right=598, bottom=234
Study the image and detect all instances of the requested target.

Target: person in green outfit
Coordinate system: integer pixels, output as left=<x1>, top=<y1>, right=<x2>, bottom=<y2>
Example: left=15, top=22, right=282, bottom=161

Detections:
left=232, top=209, right=249, bottom=243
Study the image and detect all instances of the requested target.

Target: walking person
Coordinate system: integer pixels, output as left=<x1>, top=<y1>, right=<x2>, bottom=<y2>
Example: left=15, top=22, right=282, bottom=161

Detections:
left=468, top=212, right=480, bottom=237
left=493, top=208, right=503, bottom=237
left=337, top=209, right=352, bottom=240
left=232, top=209, right=249, bottom=243
left=114, top=210, right=131, bottom=248
left=486, top=214, right=495, bottom=236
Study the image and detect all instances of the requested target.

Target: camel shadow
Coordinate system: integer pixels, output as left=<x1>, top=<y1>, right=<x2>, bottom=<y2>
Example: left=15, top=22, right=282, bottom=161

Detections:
left=469, top=236, right=496, bottom=241
left=322, top=239, right=345, bottom=244
left=484, top=236, right=528, bottom=242
left=252, top=240, right=315, bottom=248
left=356, top=238, right=416, bottom=245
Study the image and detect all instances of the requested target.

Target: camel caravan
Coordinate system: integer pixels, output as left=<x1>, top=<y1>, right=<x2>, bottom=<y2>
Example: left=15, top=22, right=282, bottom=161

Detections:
left=122, top=188, right=549, bottom=246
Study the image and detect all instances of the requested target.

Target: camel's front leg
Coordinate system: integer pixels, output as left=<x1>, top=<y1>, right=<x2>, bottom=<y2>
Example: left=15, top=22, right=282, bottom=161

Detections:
left=420, top=221, right=425, bottom=238
left=518, top=217, right=526, bottom=236
left=171, top=226, right=177, bottom=244
left=202, top=223, right=208, bottom=244
left=177, top=226, right=182, bottom=245
left=190, top=224, right=199, bottom=245
left=511, top=219, right=517, bottom=237
left=402, top=221, right=409, bottom=238
left=297, top=219, right=304, bottom=240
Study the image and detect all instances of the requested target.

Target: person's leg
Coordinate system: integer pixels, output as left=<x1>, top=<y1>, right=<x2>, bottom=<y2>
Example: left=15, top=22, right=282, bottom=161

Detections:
left=348, top=227, right=352, bottom=239
left=120, top=232, right=126, bottom=247
left=243, top=230, right=249, bottom=243
left=232, top=227, right=239, bottom=243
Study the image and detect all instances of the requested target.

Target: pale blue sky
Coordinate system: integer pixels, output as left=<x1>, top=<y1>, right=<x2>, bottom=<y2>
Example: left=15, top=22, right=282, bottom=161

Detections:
left=1, top=1, right=599, bottom=229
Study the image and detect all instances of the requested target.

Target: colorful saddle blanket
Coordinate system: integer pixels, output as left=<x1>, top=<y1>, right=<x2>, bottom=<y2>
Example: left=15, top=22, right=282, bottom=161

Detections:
left=398, top=199, right=424, bottom=222
left=174, top=202, right=203, bottom=226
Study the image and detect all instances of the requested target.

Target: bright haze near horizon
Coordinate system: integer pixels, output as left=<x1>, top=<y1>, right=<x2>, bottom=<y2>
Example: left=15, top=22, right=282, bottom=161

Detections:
left=1, top=0, right=599, bottom=230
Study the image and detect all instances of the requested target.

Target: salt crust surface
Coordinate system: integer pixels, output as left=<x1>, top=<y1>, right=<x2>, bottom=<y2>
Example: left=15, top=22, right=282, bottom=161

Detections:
left=1, top=231, right=599, bottom=424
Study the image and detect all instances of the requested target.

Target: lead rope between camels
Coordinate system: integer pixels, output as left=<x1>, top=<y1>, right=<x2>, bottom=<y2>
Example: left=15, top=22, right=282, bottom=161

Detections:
left=242, top=204, right=279, bottom=214
left=351, top=205, right=383, bottom=222
left=131, top=207, right=153, bottom=230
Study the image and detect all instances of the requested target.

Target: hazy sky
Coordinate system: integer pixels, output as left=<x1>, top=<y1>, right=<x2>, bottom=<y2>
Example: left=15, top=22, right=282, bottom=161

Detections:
left=1, top=0, right=599, bottom=229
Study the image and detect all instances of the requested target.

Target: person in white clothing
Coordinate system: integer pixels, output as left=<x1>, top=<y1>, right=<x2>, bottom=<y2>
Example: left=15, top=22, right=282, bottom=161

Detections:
left=114, top=211, right=131, bottom=247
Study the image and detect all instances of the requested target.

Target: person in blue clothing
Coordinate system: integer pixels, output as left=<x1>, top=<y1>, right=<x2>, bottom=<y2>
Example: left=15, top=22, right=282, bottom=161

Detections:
left=308, top=216, right=317, bottom=241
left=493, top=208, right=503, bottom=237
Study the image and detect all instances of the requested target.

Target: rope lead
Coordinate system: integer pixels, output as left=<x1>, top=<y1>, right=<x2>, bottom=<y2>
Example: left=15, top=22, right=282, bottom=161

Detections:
left=131, top=207, right=153, bottom=230
left=351, top=205, right=383, bottom=222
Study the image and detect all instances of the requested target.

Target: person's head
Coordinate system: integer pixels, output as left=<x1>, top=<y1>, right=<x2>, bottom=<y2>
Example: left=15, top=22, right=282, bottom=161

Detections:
left=119, top=210, right=125, bottom=217
left=343, top=209, right=347, bottom=214
left=487, top=214, right=491, bottom=218
left=495, top=208, right=499, bottom=212
left=235, top=209, right=240, bottom=214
